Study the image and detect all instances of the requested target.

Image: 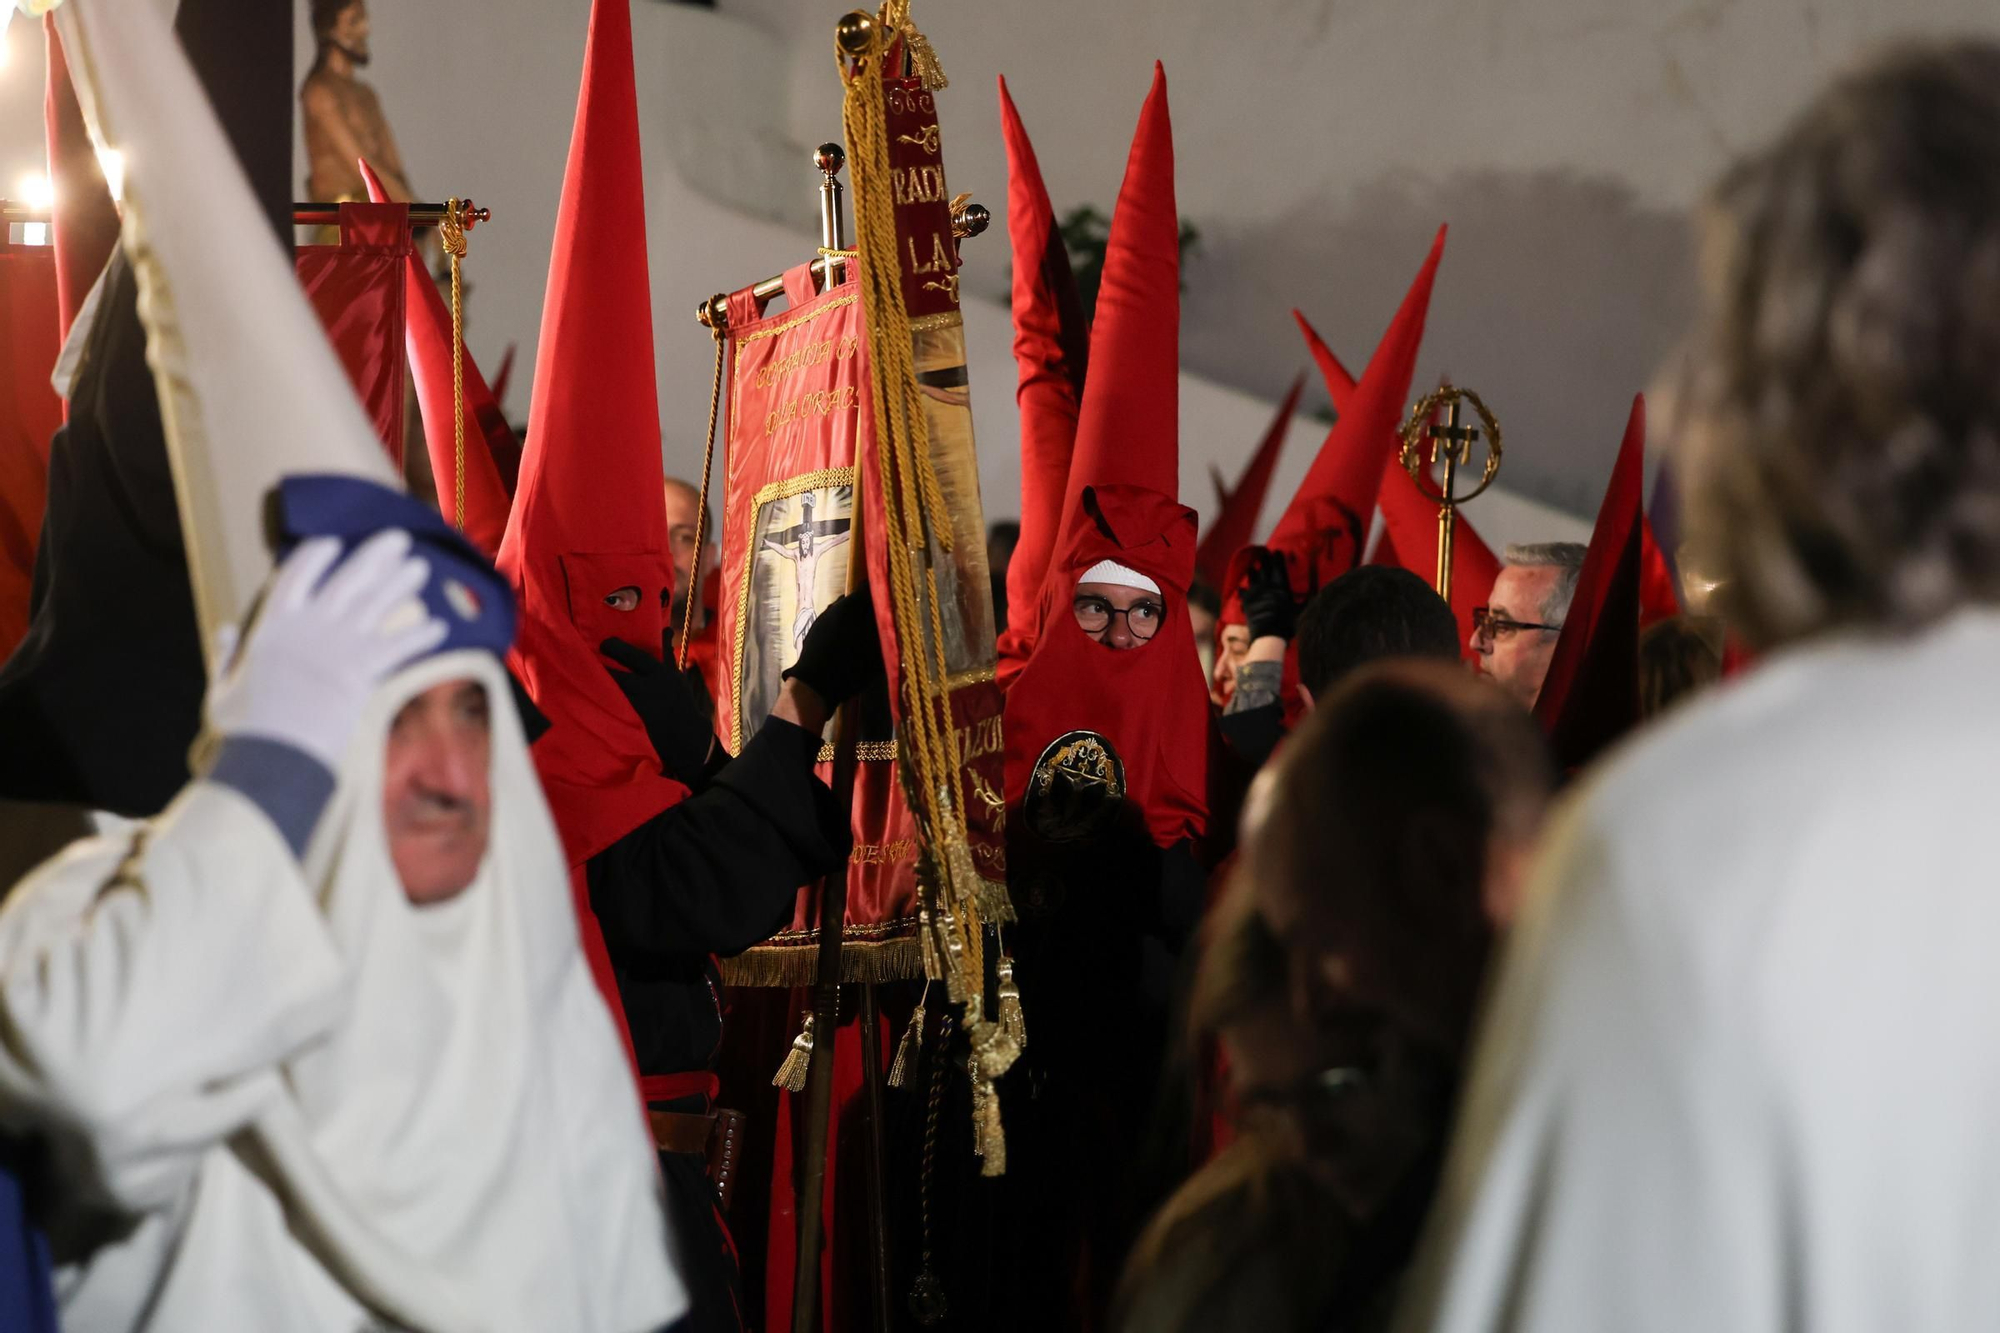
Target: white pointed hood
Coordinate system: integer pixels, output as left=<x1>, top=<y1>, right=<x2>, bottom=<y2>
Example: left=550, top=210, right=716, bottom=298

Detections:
left=43, top=1, right=686, bottom=1327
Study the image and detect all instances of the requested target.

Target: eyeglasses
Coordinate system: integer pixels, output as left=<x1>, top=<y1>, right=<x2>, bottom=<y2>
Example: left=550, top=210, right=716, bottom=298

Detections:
left=1471, top=606, right=1562, bottom=640
left=1073, top=594, right=1165, bottom=641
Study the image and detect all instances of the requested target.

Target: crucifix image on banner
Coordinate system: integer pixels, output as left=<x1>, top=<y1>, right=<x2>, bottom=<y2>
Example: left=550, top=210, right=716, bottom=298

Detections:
left=737, top=474, right=856, bottom=745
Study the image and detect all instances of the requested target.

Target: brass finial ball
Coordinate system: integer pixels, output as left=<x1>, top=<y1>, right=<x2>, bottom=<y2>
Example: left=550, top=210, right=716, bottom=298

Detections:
left=835, top=11, right=875, bottom=59
left=958, top=202, right=991, bottom=238
left=815, top=143, right=846, bottom=176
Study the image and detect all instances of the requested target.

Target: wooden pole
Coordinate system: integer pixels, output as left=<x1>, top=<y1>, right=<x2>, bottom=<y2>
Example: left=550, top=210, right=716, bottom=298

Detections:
left=857, top=984, right=895, bottom=1333
left=791, top=136, right=893, bottom=1333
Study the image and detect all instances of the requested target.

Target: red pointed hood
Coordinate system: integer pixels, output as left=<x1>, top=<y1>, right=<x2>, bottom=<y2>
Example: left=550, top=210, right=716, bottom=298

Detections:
left=495, top=0, right=683, bottom=867
left=490, top=344, right=517, bottom=418
left=1057, top=63, right=1178, bottom=543
left=1639, top=514, right=1681, bottom=628
left=1004, top=67, right=1208, bottom=849
left=1196, top=372, right=1301, bottom=589
left=358, top=158, right=513, bottom=557
left=1293, top=306, right=1496, bottom=650
left=998, top=75, right=1090, bottom=669
left=1004, top=484, right=1209, bottom=849
left=1293, top=306, right=1357, bottom=404
left=1375, top=459, right=1498, bottom=655
left=1265, top=227, right=1445, bottom=595
left=1534, top=394, right=1646, bottom=770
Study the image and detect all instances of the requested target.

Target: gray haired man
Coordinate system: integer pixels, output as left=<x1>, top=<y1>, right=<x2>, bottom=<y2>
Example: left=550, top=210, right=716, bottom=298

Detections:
left=1468, top=542, right=1583, bottom=707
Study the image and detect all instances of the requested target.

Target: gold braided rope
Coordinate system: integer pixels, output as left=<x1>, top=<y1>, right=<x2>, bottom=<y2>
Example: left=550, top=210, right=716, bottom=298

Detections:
left=839, top=12, right=1016, bottom=1171
left=679, top=326, right=726, bottom=669
left=439, top=199, right=470, bottom=532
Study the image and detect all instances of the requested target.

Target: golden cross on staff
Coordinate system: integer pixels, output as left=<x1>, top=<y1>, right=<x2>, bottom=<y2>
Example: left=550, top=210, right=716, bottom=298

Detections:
left=1398, top=386, right=1504, bottom=605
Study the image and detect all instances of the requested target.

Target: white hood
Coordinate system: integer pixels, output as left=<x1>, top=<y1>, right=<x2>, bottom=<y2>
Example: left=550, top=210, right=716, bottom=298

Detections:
left=249, top=648, right=685, bottom=1332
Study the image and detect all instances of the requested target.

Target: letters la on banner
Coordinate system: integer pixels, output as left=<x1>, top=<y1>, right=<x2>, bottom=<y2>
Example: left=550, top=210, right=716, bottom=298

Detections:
left=714, top=46, right=1007, bottom=990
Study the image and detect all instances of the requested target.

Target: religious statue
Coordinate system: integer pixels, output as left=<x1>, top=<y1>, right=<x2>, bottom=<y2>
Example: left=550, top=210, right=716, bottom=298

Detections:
left=300, top=0, right=413, bottom=204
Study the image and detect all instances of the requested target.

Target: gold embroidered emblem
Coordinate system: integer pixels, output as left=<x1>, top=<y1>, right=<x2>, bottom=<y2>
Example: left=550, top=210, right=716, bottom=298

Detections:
left=1024, top=730, right=1126, bottom=842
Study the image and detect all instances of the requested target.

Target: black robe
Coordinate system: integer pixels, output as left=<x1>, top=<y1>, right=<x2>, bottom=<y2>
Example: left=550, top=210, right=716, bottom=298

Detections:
left=586, top=715, right=846, bottom=1088
left=584, top=715, right=847, bottom=1333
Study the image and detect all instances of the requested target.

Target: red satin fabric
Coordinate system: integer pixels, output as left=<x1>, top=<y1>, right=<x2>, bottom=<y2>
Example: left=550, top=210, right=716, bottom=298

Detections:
left=0, top=251, right=61, bottom=662
left=1004, top=70, right=1209, bottom=848
left=1534, top=395, right=1646, bottom=771
left=997, top=75, right=1089, bottom=679
left=1295, top=304, right=1498, bottom=654
left=1055, top=65, right=1178, bottom=545
left=295, top=203, right=410, bottom=467
left=762, top=995, right=894, bottom=1333
left=1266, top=227, right=1446, bottom=596
left=719, top=272, right=934, bottom=948
left=496, top=0, right=686, bottom=1058
left=1639, top=514, right=1682, bottom=627
left=1376, top=458, right=1499, bottom=655
left=1194, top=372, right=1302, bottom=590
left=1005, top=485, right=1211, bottom=848
left=357, top=157, right=514, bottom=555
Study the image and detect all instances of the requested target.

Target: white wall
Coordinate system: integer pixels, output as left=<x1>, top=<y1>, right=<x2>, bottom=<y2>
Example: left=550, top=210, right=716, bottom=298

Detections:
left=10, top=0, right=1995, bottom=546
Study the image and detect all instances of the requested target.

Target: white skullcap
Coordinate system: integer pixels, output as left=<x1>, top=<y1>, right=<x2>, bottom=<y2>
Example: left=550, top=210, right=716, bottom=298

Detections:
left=1076, top=559, right=1161, bottom=596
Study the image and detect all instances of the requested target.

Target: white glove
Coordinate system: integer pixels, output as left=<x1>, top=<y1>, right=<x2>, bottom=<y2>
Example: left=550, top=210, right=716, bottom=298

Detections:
left=207, top=530, right=448, bottom=770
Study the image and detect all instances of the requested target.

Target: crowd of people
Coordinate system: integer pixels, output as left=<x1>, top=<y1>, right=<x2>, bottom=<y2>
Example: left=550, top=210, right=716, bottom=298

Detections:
left=4, top=1, right=2000, bottom=1330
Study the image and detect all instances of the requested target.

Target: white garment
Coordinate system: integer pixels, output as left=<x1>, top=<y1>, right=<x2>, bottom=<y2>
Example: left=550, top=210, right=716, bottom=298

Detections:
left=0, top=651, right=685, bottom=1332
left=1398, top=608, right=2000, bottom=1333
left=52, top=0, right=400, bottom=657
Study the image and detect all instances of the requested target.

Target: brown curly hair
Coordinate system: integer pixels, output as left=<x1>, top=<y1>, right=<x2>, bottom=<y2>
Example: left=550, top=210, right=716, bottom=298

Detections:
left=1681, top=40, right=2000, bottom=648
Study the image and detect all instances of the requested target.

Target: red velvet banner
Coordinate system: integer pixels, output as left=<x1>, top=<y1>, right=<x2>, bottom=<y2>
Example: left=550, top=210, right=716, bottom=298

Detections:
left=0, top=249, right=62, bottom=663
left=295, top=202, right=410, bottom=467
left=884, top=76, right=959, bottom=321
left=714, top=265, right=923, bottom=985
left=858, top=71, right=1008, bottom=912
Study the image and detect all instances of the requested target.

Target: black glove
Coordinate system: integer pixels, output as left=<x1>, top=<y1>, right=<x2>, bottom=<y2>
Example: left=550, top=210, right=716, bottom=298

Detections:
left=600, top=630, right=715, bottom=785
left=1239, top=549, right=1298, bottom=642
left=782, top=583, right=885, bottom=708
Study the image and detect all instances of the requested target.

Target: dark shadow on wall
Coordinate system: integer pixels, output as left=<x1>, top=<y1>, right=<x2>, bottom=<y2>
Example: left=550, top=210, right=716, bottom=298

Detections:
left=1179, top=167, right=1696, bottom=516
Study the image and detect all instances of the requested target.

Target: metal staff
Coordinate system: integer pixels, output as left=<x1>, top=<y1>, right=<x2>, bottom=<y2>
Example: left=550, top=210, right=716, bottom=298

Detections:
left=1398, top=385, right=1503, bottom=606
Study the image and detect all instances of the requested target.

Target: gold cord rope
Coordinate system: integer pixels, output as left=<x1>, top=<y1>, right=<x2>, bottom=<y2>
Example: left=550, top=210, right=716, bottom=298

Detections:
left=840, top=11, right=1015, bottom=1170
left=439, top=199, right=470, bottom=532
left=679, top=326, right=727, bottom=669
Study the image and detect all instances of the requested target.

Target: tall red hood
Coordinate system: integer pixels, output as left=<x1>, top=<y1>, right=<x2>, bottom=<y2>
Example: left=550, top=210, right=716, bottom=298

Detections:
left=495, top=0, right=684, bottom=866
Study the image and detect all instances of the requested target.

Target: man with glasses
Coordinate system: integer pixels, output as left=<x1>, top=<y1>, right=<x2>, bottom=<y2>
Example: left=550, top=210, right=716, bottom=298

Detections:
left=1468, top=542, right=1584, bottom=707
left=1073, top=560, right=1169, bottom=648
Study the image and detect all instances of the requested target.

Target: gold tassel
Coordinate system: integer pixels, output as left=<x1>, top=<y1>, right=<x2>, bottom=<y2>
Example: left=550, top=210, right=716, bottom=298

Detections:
left=996, top=953, right=1025, bottom=1051
left=975, top=1073, right=1005, bottom=1176
left=968, top=1072, right=988, bottom=1158
left=888, top=995, right=927, bottom=1089
left=919, top=904, right=940, bottom=982
left=773, top=1012, right=815, bottom=1092
left=937, top=904, right=968, bottom=1002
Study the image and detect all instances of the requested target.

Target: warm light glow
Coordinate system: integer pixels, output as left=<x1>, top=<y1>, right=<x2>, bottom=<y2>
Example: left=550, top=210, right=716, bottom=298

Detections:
left=16, top=171, right=53, bottom=211
left=95, top=146, right=125, bottom=202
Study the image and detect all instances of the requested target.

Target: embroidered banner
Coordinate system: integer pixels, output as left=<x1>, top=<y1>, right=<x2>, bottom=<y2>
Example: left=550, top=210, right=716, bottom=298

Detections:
left=714, top=264, right=924, bottom=984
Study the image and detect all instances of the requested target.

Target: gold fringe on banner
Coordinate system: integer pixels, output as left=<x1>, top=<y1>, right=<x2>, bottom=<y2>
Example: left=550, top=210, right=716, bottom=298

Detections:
left=717, top=935, right=923, bottom=989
